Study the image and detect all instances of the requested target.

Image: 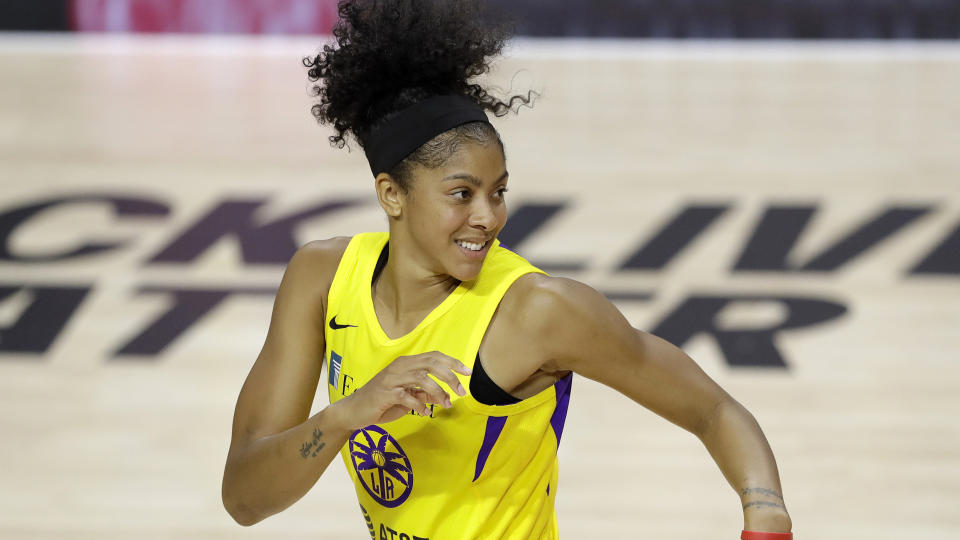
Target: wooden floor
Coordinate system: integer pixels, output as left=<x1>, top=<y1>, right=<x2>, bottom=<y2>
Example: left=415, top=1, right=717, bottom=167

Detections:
left=1, top=35, right=959, bottom=539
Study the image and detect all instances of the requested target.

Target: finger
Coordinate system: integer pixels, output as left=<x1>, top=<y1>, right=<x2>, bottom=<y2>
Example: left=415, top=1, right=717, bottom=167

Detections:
left=409, top=389, right=438, bottom=411
left=396, top=388, right=432, bottom=417
left=420, top=352, right=471, bottom=397
left=428, top=351, right=473, bottom=376
left=404, top=371, right=450, bottom=408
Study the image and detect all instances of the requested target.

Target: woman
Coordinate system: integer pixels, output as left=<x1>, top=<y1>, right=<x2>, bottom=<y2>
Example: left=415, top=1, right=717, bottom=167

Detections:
left=222, top=1, right=794, bottom=539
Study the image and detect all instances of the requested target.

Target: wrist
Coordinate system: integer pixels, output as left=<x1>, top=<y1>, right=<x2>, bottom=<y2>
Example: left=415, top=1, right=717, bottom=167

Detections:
left=742, top=489, right=791, bottom=533
left=744, top=505, right=792, bottom=533
left=325, top=398, right=357, bottom=436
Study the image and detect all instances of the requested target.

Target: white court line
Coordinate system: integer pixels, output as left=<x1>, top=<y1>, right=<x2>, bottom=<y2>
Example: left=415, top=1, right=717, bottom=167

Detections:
left=1, top=32, right=960, bottom=61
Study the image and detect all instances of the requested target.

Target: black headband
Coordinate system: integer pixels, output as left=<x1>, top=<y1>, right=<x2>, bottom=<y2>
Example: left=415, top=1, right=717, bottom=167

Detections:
left=361, top=94, right=491, bottom=177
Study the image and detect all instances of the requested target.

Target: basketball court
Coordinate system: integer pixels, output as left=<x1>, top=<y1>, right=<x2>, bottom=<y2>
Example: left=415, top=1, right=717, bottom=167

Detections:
left=1, top=34, right=958, bottom=538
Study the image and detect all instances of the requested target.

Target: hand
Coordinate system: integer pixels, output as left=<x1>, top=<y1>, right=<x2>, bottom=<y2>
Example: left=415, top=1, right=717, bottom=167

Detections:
left=331, top=351, right=472, bottom=430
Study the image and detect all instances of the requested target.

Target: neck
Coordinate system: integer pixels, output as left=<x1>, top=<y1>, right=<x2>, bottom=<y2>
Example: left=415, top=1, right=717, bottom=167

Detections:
left=372, top=235, right=460, bottom=322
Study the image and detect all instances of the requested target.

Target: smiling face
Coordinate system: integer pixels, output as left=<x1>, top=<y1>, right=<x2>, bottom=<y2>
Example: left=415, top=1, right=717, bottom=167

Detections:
left=376, top=140, right=509, bottom=282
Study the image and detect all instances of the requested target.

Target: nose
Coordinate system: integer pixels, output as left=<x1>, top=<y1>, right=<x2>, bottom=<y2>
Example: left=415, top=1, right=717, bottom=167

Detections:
left=468, top=199, right=498, bottom=230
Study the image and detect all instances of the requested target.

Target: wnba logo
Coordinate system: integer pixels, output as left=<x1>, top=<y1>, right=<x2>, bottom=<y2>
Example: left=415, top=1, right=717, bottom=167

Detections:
left=349, top=425, right=414, bottom=508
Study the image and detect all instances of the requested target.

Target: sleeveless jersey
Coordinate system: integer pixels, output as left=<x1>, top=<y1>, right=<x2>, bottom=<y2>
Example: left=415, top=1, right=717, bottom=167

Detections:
left=324, top=232, right=573, bottom=540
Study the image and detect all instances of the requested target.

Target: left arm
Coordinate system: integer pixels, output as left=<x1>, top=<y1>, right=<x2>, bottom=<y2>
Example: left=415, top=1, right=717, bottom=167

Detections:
left=520, top=275, right=792, bottom=533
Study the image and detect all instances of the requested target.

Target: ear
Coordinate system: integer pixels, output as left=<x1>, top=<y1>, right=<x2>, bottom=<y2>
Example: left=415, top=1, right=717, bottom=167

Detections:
left=375, top=173, right=405, bottom=219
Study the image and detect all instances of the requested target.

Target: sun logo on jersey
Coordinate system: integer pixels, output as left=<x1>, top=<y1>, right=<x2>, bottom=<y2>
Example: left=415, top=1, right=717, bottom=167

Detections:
left=349, top=425, right=413, bottom=508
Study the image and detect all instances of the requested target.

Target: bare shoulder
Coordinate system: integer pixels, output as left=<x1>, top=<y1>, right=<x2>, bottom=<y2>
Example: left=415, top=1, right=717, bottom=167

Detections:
left=495, top=273, right=614, bottom=371
left=284, top=236, right=352, bottom=294
left=270, top=236, right=353, bottom=328
left=496, top=272, right=638, bottom=374
left=499, top=273, right=608, bottom=328
left=292, top=236, right=352, bottom=272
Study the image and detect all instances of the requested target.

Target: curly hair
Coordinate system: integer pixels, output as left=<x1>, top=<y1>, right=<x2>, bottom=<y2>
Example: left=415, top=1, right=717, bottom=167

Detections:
left=303, top=0, right=536, bottom=189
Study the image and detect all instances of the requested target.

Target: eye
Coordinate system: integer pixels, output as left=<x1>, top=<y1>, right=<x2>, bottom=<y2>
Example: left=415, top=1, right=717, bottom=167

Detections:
left=451, top=190, right=470, bottom=200
left=495, top=187, right=509, bottom=198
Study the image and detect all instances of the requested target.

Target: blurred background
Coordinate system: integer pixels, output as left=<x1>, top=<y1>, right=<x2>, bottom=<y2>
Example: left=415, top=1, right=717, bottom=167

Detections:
left=1, top=1, right=958, bottom=539
left=3, top=0, right=960, bottom=37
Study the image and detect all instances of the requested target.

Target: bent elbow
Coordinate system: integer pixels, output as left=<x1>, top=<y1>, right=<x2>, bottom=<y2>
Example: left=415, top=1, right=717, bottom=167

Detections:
left=222, top=473, right=264, bottom=527
left=222, top=491, right=262, bottom=527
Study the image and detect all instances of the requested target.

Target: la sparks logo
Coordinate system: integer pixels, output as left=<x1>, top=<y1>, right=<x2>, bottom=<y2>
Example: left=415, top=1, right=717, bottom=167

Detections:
left=349, top=425, right=413, bottom=507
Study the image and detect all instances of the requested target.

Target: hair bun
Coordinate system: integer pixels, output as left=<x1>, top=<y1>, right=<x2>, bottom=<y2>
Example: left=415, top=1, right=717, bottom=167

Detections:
left=305, top=0, right=534, bottom=150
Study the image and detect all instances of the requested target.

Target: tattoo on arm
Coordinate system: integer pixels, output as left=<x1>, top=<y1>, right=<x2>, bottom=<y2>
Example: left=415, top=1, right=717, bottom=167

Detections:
left=743, top=500, right=788, bottom=511
left=299, top=428, right=327, bottom=459
left=739, top=487, right=784, bottom=500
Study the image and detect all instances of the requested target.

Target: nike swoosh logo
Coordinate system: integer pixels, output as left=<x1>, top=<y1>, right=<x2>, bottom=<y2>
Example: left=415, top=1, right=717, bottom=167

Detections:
left=329, top=315, right=357, bottom=330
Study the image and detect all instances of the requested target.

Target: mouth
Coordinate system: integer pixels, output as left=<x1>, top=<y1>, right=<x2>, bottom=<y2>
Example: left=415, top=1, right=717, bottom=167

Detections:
left=454, top=238, right=491, bottom=260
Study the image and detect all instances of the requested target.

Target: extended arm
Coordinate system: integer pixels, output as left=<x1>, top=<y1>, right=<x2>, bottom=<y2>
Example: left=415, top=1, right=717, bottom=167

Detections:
left=629, top=329, right=792, bottom=532
left=519, top=276, right=792, bottom=533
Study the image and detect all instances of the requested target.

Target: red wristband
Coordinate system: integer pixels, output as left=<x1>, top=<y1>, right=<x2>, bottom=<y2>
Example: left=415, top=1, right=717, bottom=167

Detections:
left=741, top=531, right=793, bottom=540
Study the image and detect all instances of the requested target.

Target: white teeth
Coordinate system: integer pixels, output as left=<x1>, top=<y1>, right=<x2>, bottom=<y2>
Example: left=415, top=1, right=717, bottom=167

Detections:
left=456, top=240, right=485, bottom=251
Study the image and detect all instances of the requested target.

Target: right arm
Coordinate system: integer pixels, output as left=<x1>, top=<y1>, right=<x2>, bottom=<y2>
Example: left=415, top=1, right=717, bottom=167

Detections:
left=221, top=237, right=352, bottom=526
left=221, top=237, right=473, bottom=526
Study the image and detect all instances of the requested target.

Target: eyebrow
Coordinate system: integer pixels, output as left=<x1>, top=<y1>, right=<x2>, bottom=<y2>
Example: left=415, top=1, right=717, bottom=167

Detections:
left=442, top=171, right=509, bottom=186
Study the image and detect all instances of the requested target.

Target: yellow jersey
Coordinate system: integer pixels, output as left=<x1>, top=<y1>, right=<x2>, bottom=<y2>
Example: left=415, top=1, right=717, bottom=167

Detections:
left=324, top=232, right=573, bottom=540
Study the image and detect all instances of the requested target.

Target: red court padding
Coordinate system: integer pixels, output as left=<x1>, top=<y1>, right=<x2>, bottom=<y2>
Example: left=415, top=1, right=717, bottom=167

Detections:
left=71, top=0, right=339, bottom=34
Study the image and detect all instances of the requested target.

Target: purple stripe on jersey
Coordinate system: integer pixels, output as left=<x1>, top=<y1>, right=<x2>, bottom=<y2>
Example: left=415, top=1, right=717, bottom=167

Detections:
left=550, top=373, right=573, bottom=447
left=473, top=415, right=507, bottom=482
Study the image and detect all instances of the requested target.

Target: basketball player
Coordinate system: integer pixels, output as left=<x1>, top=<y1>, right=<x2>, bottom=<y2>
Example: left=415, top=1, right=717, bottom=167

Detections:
left=222, top=2, right=793, bottom=539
